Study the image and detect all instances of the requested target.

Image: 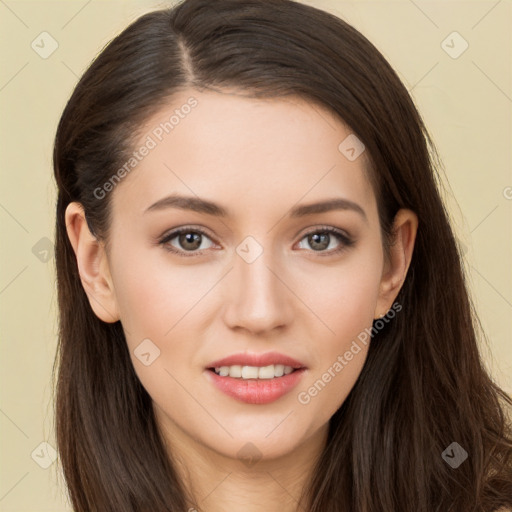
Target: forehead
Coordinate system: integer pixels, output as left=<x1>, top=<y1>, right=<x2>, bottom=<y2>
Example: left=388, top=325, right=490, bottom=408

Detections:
left=110, top=88, right=377, bottom=222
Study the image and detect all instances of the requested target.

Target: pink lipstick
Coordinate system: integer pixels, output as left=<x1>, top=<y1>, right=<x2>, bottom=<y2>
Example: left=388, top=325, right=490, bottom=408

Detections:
left=204, top=351, right=307, bottom=405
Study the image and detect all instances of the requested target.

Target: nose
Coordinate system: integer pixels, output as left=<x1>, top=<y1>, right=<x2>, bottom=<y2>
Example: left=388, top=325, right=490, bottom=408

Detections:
left=222, top=245, right=294, bottom=336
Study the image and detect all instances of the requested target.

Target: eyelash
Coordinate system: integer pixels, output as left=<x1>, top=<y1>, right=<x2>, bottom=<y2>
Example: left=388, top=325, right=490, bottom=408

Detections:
left=157, top=225, right=355, bottom=258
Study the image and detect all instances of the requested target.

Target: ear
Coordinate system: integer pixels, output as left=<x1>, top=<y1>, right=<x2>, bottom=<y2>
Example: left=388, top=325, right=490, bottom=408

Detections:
left=374, top=208, right=418, bottom=319
left=64, top=202, right=120, bottom=323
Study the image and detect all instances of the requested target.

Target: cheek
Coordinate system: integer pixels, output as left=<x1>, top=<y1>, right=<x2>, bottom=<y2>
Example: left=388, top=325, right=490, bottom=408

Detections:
left=297, top=346, right=368, bottom=432
left=296, top=285, right=373, bottom=428
left=301, top=247, right=383, bottom=340
left=295, top=248, right=382, bottom=414
left=108, top=244, right=207, bottom=411
left=109, top=242, right=215, bottom=340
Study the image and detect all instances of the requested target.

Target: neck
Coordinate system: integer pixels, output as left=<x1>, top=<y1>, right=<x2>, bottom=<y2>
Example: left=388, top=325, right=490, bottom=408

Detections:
left=157, top=411, right=328, bottom=512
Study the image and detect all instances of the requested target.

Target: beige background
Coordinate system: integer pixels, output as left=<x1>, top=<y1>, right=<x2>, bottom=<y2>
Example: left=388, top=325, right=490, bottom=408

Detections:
left=0, top=0, right=510, bottom=509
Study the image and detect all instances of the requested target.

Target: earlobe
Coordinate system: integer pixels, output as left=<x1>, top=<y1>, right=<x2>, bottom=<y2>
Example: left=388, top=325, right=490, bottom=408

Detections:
left=374, top=208, right=418, bottom=319
left=64, top=202, right=120, bottom=323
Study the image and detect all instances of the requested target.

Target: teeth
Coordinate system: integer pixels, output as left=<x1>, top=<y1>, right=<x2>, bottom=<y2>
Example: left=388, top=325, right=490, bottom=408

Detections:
left=218, top=366, right=229, bottom=377
left=242, top=365, right=260, bottom=379
left=228, top=365, right=242, bottom=378
left=274, top=364, right=284, bottom=377
left=213, top=364, right=296, bottom=379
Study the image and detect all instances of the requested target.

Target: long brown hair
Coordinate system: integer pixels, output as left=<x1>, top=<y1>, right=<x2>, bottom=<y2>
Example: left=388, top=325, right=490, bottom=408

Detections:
left=51, top=0, right=512, bottom=510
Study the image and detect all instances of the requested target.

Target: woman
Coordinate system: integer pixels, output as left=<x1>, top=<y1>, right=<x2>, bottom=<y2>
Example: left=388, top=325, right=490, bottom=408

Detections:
left=52, top=0, right=512, bottom=510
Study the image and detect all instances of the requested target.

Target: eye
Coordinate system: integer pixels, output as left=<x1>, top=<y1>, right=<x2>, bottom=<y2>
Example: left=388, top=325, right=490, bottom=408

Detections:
left=158, top=225, right=355, bottom=258
left=296, top=226, right=355, bottom=255
left=158, top=227, right=216, bottom=256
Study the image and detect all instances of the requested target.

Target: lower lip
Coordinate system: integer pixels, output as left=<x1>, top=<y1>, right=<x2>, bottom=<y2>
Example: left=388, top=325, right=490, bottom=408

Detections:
left=205, top=368, right=307, bottom=404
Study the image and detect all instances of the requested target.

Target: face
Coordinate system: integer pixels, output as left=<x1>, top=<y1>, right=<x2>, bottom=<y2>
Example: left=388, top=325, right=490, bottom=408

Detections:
left=69, top=87, right=414, bottom=466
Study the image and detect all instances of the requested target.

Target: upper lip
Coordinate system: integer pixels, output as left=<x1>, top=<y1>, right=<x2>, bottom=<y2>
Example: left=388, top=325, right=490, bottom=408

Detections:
left=207, top=351, right=307, bottom=369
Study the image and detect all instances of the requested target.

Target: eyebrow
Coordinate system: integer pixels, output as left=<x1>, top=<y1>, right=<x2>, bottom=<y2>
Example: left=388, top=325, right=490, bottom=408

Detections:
left=144, top=194, right=368, bottom=223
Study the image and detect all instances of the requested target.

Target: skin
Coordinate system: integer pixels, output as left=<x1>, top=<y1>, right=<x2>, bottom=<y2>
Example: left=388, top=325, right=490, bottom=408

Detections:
left=65, top=88, right=418, bottom=511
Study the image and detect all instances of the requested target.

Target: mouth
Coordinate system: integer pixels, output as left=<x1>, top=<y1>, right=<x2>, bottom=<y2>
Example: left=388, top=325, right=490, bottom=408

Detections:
left=204, top=351, right=307, bottom=404
left=204, top=359, right=307, bottom=404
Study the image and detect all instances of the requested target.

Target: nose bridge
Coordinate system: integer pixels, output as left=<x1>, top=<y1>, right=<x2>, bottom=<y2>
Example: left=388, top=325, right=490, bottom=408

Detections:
left=223, top=236, right=292, bottom=334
